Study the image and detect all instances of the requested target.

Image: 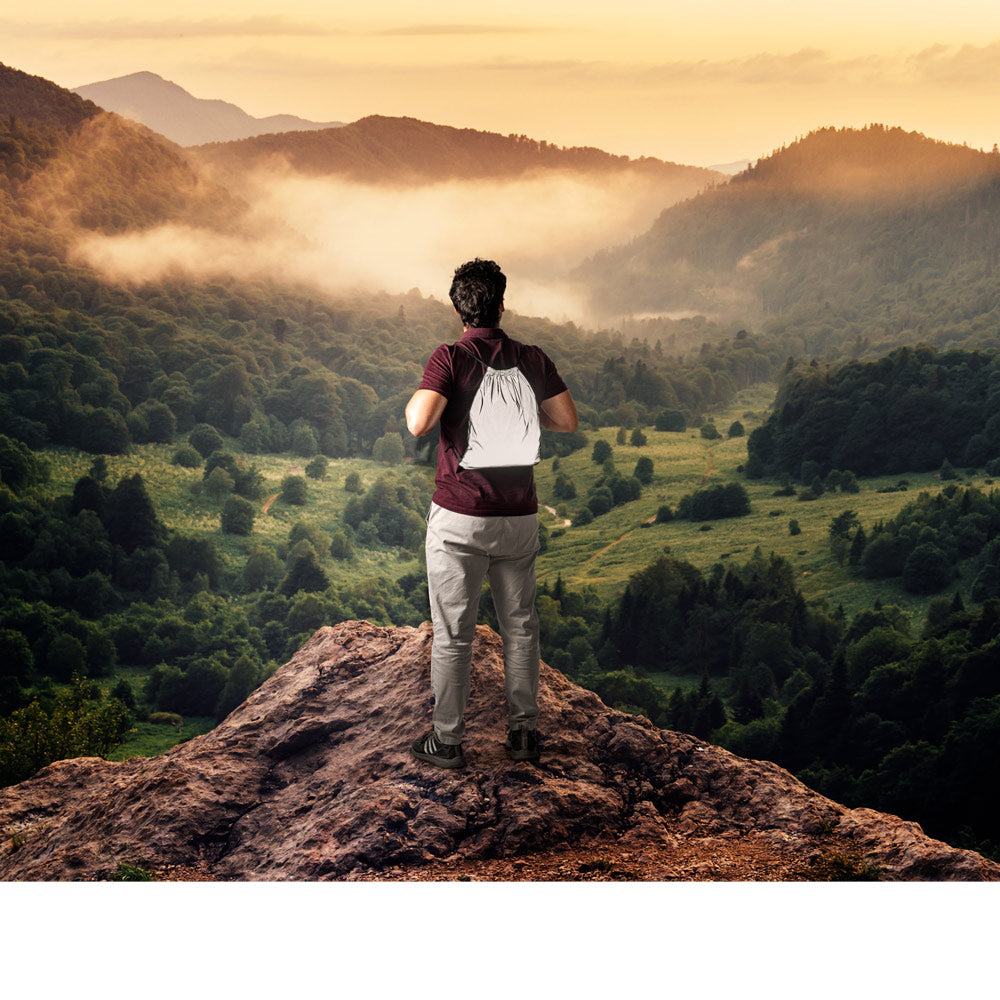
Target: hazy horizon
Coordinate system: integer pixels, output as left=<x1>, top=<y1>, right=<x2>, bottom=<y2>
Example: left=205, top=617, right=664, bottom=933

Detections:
left=4, top=1, right=1000, bottom=167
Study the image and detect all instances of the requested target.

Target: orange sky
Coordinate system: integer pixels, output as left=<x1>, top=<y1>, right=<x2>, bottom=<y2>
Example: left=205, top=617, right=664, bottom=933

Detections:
left=4, top=2, right=1000, bottom=164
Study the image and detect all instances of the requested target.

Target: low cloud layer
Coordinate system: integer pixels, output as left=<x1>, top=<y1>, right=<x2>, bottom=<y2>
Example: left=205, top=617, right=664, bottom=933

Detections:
left=72, top=168, right=698, bottom=324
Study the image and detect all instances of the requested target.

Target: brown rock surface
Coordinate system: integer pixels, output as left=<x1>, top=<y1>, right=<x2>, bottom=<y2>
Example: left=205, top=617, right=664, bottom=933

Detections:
left=1, top=621, right=997, bottom=881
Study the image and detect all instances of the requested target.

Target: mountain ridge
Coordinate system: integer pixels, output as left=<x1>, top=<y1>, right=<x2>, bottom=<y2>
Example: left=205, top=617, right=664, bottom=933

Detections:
left=1, top=62, right=245, bottom=241
left=577, top=124, right=1000, bottom=323
left=73, top=71, right=344, bottom=147
left=0, top=61, right=100, bottom=131
left=1, top=621, right=995, bottom=881
left=191, top=113, right=723, bottom=188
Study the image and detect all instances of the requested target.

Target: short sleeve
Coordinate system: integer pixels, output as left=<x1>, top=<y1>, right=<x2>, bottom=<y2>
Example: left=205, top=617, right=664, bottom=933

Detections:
left=417, top=344, right=454, bottom=397
left=533, top=347, right=568, bottom=402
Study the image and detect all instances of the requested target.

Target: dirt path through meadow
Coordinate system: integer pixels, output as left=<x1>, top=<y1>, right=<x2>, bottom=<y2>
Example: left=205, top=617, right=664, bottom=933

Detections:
left=702, top=446, right=715, bottom=485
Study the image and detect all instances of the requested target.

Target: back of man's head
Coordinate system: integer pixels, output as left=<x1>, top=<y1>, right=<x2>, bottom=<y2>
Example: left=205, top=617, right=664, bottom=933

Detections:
left=449, top=258, right=506, bottom=329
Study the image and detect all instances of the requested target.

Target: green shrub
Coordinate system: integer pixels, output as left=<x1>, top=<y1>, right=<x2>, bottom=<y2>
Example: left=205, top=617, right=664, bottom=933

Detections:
left=148, top=712, right=183, bottom=726
left=188, top=424, right=224, bottom=459
left=221, top=495, right=256, bottom=535
left=330, top=531, right=354, bottom=561
left=634, top=457, right=654, bottom=484
left=591, top=440, right=613, bottom=464
left=655, top=410, right=685, bottom=432
left=305, top=456, right=328, bottom=479
left=0, top=678, right=130, bottom=787
left=108, top=860, right=154, bottom=882
left=373, top=432, right=405, bottom=465
left=280, top=475, right=308, bottom=505
left=677, top=482, right=750, bottom=520
left=172, top=444, right=202, bottom=468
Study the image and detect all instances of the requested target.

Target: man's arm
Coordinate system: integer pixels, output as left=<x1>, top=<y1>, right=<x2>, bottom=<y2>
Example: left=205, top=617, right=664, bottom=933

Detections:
left=406, top=389, right=448, bottom=437
left=539, top=390, right=578, bottom=433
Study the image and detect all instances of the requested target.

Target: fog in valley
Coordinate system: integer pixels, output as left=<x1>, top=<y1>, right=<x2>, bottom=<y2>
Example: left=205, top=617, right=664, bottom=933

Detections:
left=71, top=165, right=707, bottom=326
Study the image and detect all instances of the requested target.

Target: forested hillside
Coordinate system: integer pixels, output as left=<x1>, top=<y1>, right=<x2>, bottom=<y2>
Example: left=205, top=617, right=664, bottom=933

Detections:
left=0, top=63, right=241, bottom=244
left=1, top=62, right=775, bottom=461
left=192, top=114, right=722, bottom=187
left=747, top=345, right=1000, bottom=478
left=579, top=126, right=1000, bottom=354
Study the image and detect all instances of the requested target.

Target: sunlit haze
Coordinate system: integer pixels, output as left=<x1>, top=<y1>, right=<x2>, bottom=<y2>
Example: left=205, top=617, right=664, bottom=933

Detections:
left=5, top=1, right=1000, bottom=165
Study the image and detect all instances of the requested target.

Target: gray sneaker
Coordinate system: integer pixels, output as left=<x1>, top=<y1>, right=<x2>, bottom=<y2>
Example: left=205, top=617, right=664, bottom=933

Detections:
left=411, top=730, right=466, bottom=769
left=505, top=727, right=539, bottom=762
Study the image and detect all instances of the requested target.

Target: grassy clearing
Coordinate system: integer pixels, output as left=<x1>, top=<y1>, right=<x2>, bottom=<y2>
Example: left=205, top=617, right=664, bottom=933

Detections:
left=646, top=670, right=707, bottom=698
left=38, top=444, right=432, bottom=590
left=106, top=716, right=217, bottom=761
left=536, top=384, right=993, bottom=622
left=39, top=390, right=993, bottom=630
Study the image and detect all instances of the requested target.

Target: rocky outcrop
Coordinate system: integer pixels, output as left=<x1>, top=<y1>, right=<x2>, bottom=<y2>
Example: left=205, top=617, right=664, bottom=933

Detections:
left=1, top=621, right=997, bottom=881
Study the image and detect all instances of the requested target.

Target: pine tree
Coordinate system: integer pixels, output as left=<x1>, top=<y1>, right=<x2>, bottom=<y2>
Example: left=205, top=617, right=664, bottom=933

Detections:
left=103, top=474, right=160, bottom=553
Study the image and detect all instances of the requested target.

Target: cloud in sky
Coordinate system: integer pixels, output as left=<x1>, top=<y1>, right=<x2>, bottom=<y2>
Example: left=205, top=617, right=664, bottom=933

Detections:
left=376, top=23, right=546, bottom=36
left=460, top=43, right=1000, bottom=90
left=0, top=16, right=336, bottom=39
left=907, top=40, right=1000, bottom=87
left=0, top=15, right=542, bottom=41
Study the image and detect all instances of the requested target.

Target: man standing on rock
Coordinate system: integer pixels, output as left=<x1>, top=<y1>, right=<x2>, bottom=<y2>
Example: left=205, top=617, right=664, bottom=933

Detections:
left=405, top=258, right=578, bottom=768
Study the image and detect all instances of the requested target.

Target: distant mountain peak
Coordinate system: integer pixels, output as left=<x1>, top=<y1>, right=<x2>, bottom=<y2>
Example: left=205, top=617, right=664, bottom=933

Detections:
left=73, top=72, right=344, bottom=147
left=734, top=123, right=997, bottom=196
left=192, top=113, right=723, bottom=189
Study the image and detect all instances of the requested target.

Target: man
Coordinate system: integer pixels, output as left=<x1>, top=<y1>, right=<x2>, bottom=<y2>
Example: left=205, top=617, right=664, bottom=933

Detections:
left=405, top=258, right=578, bottom=769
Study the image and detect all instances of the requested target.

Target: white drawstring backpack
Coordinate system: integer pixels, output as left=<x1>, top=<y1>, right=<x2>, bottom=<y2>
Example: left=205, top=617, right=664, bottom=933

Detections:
left=454, top=342, right=541, bottom=470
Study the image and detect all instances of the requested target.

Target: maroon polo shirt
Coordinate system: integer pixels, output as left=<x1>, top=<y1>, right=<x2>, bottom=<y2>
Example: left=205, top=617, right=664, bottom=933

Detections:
left=417, top=327, right=568, bottom=517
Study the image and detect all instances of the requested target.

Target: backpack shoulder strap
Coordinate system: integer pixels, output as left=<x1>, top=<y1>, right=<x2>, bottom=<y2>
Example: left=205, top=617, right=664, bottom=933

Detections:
left=453, top=341, right=490, bottom=370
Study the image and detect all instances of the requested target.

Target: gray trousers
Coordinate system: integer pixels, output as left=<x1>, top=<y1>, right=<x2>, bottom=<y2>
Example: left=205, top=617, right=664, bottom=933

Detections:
left=425, top=501, right=541, bottom=744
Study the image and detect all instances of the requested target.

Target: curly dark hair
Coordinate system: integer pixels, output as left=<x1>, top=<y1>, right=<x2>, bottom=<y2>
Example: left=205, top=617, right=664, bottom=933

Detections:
left=449, top=258, right=506, bottom=329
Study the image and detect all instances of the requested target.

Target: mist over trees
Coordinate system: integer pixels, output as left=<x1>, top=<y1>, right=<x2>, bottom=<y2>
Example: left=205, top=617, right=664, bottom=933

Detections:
left=580, top=126, right=1000, bottom=356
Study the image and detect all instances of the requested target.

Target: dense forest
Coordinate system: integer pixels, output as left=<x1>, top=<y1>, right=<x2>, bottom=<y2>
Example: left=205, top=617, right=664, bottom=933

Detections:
left=747, top=345, right=1000, bottom=478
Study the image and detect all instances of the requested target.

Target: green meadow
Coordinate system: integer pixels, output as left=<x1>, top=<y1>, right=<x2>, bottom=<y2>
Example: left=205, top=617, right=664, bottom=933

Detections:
left=39, top=445, right=426, bottom=591
left=535, top=384, right=992, bottom=621
left=39, top=383, right=991, bottom=637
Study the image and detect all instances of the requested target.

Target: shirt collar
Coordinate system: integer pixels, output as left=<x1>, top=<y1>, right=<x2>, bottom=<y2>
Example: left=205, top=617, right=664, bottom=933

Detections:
left=461, top=327, right=506, bottom=340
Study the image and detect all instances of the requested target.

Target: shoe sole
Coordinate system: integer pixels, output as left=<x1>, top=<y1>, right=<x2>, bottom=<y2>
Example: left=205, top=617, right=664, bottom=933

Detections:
left=411, top=747, right=466, bottom=768
left=505, top=744, right=540, bottom=762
